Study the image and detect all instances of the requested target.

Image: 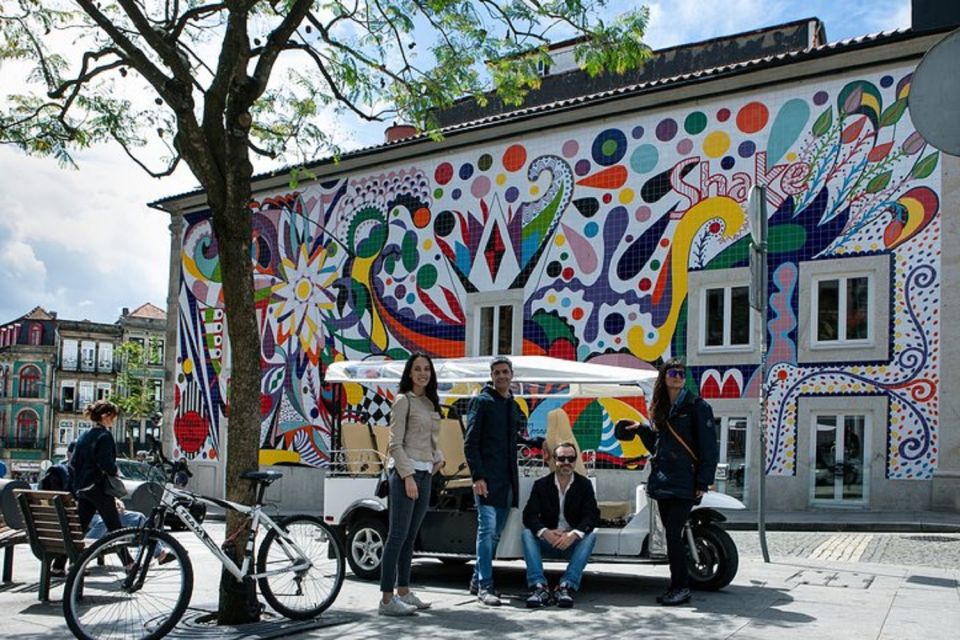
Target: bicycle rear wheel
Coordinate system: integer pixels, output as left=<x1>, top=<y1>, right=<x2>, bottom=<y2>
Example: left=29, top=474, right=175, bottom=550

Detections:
left=64, top=527, right=193, bottom=640
left=257, top=515, right=345, bottom=619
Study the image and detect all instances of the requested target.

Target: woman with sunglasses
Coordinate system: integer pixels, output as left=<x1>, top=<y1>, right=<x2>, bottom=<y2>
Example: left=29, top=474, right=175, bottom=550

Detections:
left=378, top=353, right=445, bottom=616
left=615, top=358, right=718, bottom=606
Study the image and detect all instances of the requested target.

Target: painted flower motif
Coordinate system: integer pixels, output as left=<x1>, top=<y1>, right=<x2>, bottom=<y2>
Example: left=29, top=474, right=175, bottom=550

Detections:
left=270, top=243, right=337, bottom=361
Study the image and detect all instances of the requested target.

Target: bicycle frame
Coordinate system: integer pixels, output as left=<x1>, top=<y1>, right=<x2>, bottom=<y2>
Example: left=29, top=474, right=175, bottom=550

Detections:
left=143, top=484, right=313, bottom=582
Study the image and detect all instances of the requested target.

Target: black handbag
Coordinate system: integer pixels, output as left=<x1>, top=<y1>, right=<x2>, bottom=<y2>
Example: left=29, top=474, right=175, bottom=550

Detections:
left=104, top=474, right=128, bottom=498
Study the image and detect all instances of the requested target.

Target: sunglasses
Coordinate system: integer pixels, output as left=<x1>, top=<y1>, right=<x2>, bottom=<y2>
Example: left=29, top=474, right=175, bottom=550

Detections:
left=555, top=455, right=577, bottom=463
left=666, top=368, right=685, bottom=378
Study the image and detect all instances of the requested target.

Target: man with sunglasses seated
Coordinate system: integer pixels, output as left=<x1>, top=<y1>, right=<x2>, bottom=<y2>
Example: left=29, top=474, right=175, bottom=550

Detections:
left=521, top=441, right=600, bottom=608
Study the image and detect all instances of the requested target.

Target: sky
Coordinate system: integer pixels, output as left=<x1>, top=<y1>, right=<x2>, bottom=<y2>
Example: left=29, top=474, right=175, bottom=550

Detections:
left=0, top=0, right=913, bottom=325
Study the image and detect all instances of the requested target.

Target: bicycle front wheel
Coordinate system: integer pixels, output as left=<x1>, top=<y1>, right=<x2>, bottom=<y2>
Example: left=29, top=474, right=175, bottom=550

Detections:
left=64, top=527, right=193, bottom=640
left=257, top=515, right=345, bottom=620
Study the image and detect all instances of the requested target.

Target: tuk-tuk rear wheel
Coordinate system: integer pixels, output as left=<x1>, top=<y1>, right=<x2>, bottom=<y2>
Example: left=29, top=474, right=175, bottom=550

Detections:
left=346, top=516, right=386, bottom=580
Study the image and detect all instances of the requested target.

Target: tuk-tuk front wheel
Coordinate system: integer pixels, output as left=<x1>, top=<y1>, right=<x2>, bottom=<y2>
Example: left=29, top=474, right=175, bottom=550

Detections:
left=685, top=523, right=739, bottom=591
left=346, top=516, right=386, bottom=580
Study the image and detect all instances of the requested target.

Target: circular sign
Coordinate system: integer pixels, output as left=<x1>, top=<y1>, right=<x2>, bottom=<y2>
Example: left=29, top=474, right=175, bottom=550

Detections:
left=909, top=28, right=960, bottom=156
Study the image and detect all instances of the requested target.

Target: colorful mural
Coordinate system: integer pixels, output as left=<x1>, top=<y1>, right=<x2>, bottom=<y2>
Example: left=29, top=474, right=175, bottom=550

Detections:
left=174, top=64, right=940, bottom=479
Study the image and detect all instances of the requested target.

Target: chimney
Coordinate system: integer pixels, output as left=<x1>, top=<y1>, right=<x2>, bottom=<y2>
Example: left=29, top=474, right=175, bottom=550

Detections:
left=913, top=0, right=960, bottom=32
left=385, top=122, right=418, bottom=143
left=122, top=307, right=129, bottom=316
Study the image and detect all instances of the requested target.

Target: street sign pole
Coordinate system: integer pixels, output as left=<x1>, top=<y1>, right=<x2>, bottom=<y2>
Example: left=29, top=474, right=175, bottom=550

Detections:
left=747, top=184, right=771, bottom=564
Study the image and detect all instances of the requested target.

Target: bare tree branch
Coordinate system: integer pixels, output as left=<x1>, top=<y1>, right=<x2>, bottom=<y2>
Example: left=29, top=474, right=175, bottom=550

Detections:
left=111, top=131, right=182, bottom=177
left=250, top=0, right=313, bottom=97
left=172, top=3, right=226, bottom=40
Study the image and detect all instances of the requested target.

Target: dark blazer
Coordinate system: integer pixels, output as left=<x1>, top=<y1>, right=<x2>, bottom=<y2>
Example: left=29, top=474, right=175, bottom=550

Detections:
left=464, top=384, right=523, bottom=508
left=523, top=472, right=600, bottom=535
left=616, top=391, right=719, bottom=500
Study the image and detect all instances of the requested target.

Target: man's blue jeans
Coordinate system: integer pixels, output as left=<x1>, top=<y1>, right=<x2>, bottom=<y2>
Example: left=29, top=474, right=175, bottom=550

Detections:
left=472, top=498, right=511, bottom=589
left=521, top=528, right=597, bottom=590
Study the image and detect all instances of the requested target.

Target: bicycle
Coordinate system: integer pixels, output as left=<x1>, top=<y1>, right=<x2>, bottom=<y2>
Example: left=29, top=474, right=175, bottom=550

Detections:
left=62, top=470, right=345, bottom=640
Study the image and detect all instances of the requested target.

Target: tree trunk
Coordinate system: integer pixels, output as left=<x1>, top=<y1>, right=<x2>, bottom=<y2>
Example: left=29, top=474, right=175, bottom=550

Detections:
left=208, top=181, right=262, bottom=625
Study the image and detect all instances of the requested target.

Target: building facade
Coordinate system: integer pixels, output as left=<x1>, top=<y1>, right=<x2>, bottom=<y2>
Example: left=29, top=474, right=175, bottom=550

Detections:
left=117, top=303, right=168, bottom=456
left=0, top=307, right=57, bottom=481
left=52, top=319, right=122, bottom=459
left=156, top=15, right=960, bottom=513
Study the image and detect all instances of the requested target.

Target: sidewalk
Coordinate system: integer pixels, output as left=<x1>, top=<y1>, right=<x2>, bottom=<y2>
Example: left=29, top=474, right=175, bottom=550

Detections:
left=723, top=510, right=960, bottom=533
left=2, top=523, right=958, bottom=639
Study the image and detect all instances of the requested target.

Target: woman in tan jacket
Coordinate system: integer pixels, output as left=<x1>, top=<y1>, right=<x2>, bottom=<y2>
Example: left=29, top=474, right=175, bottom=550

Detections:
left=378, top=353, right=445, bottom=616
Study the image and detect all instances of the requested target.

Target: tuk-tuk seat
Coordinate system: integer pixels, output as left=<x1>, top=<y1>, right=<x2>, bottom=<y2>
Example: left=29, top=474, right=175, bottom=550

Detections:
left=545, top=409, right=589, bottom=476
left=340, top=422, right=383, bottom=475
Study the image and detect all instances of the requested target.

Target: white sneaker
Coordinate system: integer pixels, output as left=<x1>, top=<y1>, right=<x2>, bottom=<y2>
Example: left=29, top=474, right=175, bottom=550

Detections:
left=378, top=595, right=416, bottom=616
left=398, top=591, right=431, bottom=610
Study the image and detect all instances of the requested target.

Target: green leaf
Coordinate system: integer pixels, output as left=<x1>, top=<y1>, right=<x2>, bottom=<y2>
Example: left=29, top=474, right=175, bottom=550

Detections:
left=911, top=152, right=940, bottom=180
left=865, top=171, right=892, bottom=193
left=879, top=98, right=907, bottom=127
left=812, top=108, right=833, bottom=137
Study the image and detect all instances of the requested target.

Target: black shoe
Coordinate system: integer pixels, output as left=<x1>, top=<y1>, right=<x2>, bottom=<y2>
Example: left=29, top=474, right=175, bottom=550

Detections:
left=555, top=584, right=574, bottom=608
left=526, top=584, right=553, bottom=608
left=655, top=589, right=670, bottom=604
left=661, top=588, right=691, bottom=606
left=469, top=579, right=501, bottom=597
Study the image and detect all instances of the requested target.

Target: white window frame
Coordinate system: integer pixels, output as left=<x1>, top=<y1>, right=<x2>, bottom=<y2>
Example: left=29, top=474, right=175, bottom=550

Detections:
left=61, top=339, right=79, bottom=371
left=78, top=381, right=95, bottom=408
left=98, top=342, right=114, bottom=372
left=96, top=382, right=112, bottom=401
left=58, top=420, right=75, bottom=445
left=465, top=290, right=523, bottom=357
left=809, top=410, right=871, bottom=506
left=61, top=380, right=77, bottom=412
left=700, top=284, right=753, bottom=352
left=715, top=414, right=750, bottom=503
left=80, top=340, right=96, bottom=372
left=810, top=272, right=874, bottom=348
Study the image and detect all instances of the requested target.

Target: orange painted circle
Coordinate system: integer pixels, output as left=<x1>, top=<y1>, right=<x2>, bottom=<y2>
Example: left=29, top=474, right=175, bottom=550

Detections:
left=502, top=144, right=527, bottom=172
left=572, top=308, right=585, bottom=321
left=736, top=102, right=769, bottom=133
left=413, top=207, right=431, bottom=228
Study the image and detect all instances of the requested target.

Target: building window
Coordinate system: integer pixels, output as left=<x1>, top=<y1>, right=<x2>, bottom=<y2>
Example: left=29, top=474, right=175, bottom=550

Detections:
left=466, top=291, right=523, bottom=357
left=76, top=420, right=92, bottom=439
left=0, top=365, right=8, bottom=397
left=536, top=59, right=551, bottom=77
left=16, top=410, right=39, bottom=445
left=151, top=379, right=163, bottom=406
left=29, top=324, right=43, bottom=345
left=702, top=285, right=751, bottom=349
left=78, top=381, right=95, bottom=409
left=96, top=383, right=112, bottom=401
left=61, top=381, right=76, bottom=412
left=61, top=339, right=79, bottom=371
left=98, top=342, right=114, bottom=372
left=80, top=341, right=96, bottom=372
left=811, top=413, right=869, bottom=503
left=715, top=415, right=748, bottom=501
left=147, top=338, right=164, bottom=366
left=58, top=420, right=75, bottom=445
left=19, top=365, right=41, bottom=398
left=812, top=274, right=871, bottom=345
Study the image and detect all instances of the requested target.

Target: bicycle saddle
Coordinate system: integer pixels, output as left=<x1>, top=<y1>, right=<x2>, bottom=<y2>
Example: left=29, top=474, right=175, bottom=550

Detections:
left=241, top=470, right=283, bottom=484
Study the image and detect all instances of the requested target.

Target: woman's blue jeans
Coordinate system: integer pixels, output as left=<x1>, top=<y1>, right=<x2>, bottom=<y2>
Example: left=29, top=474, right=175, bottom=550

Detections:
left=379, top=469, right=432, bottom=592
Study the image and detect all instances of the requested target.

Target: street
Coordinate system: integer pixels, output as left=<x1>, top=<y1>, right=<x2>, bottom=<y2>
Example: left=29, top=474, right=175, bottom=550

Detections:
left=3, top=524, right=959, bottom=639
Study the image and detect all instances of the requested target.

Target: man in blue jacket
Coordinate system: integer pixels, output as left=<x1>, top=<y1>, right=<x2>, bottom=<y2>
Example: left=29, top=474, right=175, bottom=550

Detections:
left=464, top=356, right=523, bottom=606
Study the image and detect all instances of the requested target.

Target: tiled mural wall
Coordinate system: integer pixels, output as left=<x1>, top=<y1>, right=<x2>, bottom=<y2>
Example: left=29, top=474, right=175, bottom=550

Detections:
left=174, top=63, right=940, bottom=479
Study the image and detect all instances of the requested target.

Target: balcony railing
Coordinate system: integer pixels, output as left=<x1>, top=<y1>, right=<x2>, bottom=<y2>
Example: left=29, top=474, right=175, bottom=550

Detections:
left=0, top=436, right=46, bottom=450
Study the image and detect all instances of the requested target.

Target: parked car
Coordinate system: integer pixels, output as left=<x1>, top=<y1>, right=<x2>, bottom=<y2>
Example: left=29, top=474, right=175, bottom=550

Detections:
left=323, top=356, right=745, bottom=591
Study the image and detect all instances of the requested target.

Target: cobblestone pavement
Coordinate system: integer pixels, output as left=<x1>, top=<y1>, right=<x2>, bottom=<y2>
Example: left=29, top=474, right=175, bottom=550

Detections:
left=732, top=531, right=960, bottom=570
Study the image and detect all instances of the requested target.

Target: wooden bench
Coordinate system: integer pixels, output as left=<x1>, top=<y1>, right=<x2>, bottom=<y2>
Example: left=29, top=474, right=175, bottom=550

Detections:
left=15, top=489, right=87, bottom=601
left=0, top=513, right=27, bottom=584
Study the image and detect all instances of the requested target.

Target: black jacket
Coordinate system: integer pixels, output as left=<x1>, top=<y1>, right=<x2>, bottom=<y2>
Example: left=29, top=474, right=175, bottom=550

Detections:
left=71, top=426, right=119, bottom=493
left=523, top=472, right=600, bottom=535
left=464, top=383, right=523, bottom=508
left=616, top=391, right=718, bottom=500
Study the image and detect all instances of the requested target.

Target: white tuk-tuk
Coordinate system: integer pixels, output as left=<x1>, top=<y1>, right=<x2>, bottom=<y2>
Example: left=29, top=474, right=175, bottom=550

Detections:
left=322, top=356, right=745, bottom=591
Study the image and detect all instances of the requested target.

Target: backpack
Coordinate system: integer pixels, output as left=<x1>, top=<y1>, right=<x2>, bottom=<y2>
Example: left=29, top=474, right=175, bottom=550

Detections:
left=39, top=463, right=72, bottom=493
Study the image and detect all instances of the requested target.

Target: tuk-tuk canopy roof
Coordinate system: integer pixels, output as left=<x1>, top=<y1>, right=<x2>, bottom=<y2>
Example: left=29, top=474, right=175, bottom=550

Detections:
left=324, top=356, right=658, bottom=397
